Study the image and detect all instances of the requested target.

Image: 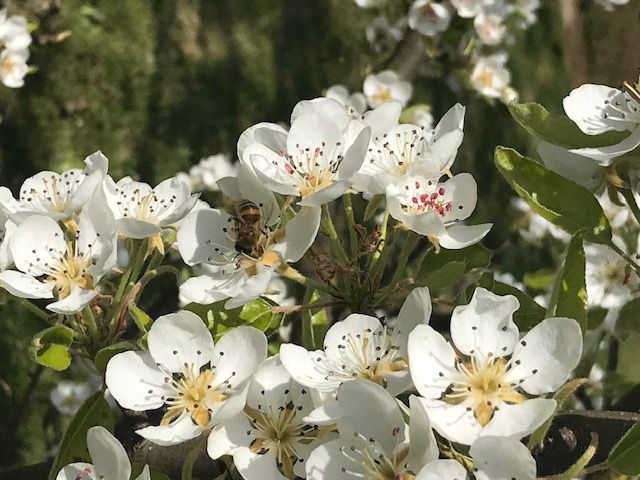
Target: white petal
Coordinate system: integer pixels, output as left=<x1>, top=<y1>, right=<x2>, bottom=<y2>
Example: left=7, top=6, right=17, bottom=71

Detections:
left=178, top=274, right=237, bottom=305
left=279, top=343, right=344, bottom=392
left=421, top=398, right=483, bottom=445
left=336, top=125, right=371, bottom=180
left=440, top=173, right=477, bottom=222
left=306, top=439, right=360, bottom=480
left=481, top=398, right=557, bottom=440
left=86, top=426, right=131, bottom=480
left=408, top=324, right=458, bottom=399
left=395, top=287, right=432, bottom=354
left=563, top=84, right=630, bottom=134
left=47, top=288, right=97, bottom=314
left=105, top=351, right=171, bottom=411
left=450, top=287, right=520, bottom=361
left=424, top=129, right=464, bottom=172
left=148, top=310, right=215, bottom=372
left=136, top=412, right=203, bottom=446
left=470, top=436, right=536, bottom=480
left=297, top=180, right=351, bottom=207
left=438, top=223, right=492, bottom=250
left=237, top=122, right=288, bottom=163
left=287, top=114, right=341, bottom=160
left=84, top=151, right=109, bottom=175
left=505, top=317, right=583, bottom=394
left=233, top=448, right=286, bottom=480
left=246, top=355, right=292, bottom=407
left=291, top=97, right=351, bottom=130
left=177, top=208, right=236, bottom=266
left=361, top=101, right=403, bottom=137
left=10, top=215, right=65, bottom=275
left=116, top=218, right=161, bottom=239
left=224, top=267, right=276, bottom=309
left=212, top=326, right=268, bottom=390
left=56, top=463, right=98, bottom=480
left=0, top=270, right=53, bottom=299
left=407, top=395, right=439, bottom=471
left=272, top=206, right=321, bottom=262
left=246, top=145, right=300, bottom=196
left=335, top=380, right=405, bottom=454
left=569, top=127, right=640, bottom=164
left=416, top=459, right=467, bottom=480
left=207, top=414, right=252, bottom=459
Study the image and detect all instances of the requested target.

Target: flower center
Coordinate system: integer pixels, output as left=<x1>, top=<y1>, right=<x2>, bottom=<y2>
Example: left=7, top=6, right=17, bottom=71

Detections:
left=245, top=403, right=319, bottom=480
left=476, top=69, right=496, bottom=89
left=399, top=178, right=453, bottom=218
left=446, top=356, right=525, bottom=426
left=0, top=56, right=17, bottom=75
left=49, top=249, right=94, bottom=299
left=373, top=86, right=393, bottom=105
left=280, top=145, right=341, bottom=199
left=162, top=368, right=227, bottom=428
left=367, top=128, right=429, bottom=178
left=340, top=434, right=413, bottom=480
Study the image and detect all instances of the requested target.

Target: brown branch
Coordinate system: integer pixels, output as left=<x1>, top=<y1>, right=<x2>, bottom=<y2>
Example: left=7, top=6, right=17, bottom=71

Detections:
left=560, top=0, right=589, bottom=87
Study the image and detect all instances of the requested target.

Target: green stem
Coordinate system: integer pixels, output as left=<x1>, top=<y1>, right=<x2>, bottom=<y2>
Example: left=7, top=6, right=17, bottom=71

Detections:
left=388, top=230, right=420, bottom=288
left=128, top=238, right=149, bottom=285
left=181, top=435, right=207, bottom=480
left=283, top=268, right=337, bottom=297
left=15, top=297, right=50, bottom=323
left=609, top=240, right=640, bottom=276
left=321, top=204, right=349, bottom=265
left=371, top=207, right=389, bottom=264
left=82, top=306, right=98, bottom=339
left=619, top=187, right=640, bottom=226
left=301, top=288, right=314, bottom=349
left=113, top=240, right=138, bottom=305
left=343, top=193, right=358, bottom=256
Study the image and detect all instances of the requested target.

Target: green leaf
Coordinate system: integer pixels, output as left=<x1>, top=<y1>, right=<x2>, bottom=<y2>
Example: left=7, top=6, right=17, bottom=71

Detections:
left=610, top=420, right=640, bottom=474
left=615, top=298, right=640, bottom=339
left=94, top=341, right=134, bottom=375
left=547, top=233, right=588, bottom=332
left=417, top=244, right=492, bottom=290
left=48, top=392, right=115, bottom=480
left=495, top=147, right=611, bottom=243
left=131, top=463, right=170, bottom=480
left=509, top=102, right=629, bottom=149
left=492, top=281, right=546, bottom=330
left=31, top=325, right=74, bottom=371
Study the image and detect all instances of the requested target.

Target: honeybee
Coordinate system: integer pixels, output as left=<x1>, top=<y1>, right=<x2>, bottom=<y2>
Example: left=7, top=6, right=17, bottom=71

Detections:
left=234, top=200, right=264, bottom=256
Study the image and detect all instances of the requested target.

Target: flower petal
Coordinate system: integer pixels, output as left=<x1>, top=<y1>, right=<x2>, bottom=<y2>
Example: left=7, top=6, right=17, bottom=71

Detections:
left=408, top=324, right=458, bottom=399
left=416, top=459, right=468, bottom=480
left=10, top=215, right=65, bottom=276
left=505, top=317, right=583, bottom=395
left=438, top=223, right=492, bottom=250
left=421, top=398, right=483, bottom=445
left=305, top=439, right=362, bottom=480
left=136, top=411, right=203, bottom=446
left=537, top=142, right=603, bottom=190
left=47, top=288, right=97, bottom=314
left=395, top=287, right=432, bottom=354
left=0, top=270, right=53, bottom=299
left=470, top=436, right=536, bottom=480
left=563, top=84, right=631, bottom=134
left=207, top=414, right=252, bottom=459
left=177, top=208, right=236, bottom=266
left=481, top=398, right=557, bottom=440
left=148, top=310, right=215, bottom=372
left=232, top=447, right=286, bottom=480
left=569, top=127, right=640, bottom=164
left=297, top=181, right=351, bottom=207
left=407, top=395, right=439, bottom=472
left=279, top=343, right=344, bottom=392
left=450, top=287, right=520, bottom=361
left=105, top=351, right=171, bottom=411
left=56, top=463, right=98, bottom=480
left=212, top=326, right=268, bottom=390
left=271, top=206, right=321, bottom=262
left=86, top=426, right=131, bottom=480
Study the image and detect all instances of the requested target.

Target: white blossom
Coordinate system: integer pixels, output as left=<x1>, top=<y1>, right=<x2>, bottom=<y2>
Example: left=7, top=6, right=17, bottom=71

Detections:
left=0, top=200, right=117, bottom=313
left=240, top=98, right=371, bottom=206
left=450, top=0, right=484, bottom=18
left=280, top=288, right=432, bottom=396
left=50, top=380, right=94, bottom=415
left=474, top=12, right=507, bottom=45
left=386, top=172, right=492, bottom=249
left=536, top=141, right=604, bottom=192
left=470, top=54, right=511, bottom=98
left=408, top=287, right=583, bottom=445
left=305, top=380, right=438, bottom=480
left=585, top=238, right=637, bottom=309
left=178, top=166, right=320, bottom=309
left=0, top=47, right=28, bottom=88
left=363, top=70, right=413, bottom=109
left=352, top=103, right=465, bottom=194
left=186, top=154, right=238, bottom=192
left=511, top=197, right=569, bottom=244
left=56, top=426, right=150, bottom=480
left=208, top=356, right=329, bottom=480
left=562, top=83, right=640, bottom=163
left=0, top=9, right=32, bottom=51
left=408, top=0, right=452, bottom=37
left=325, top=84, right=367, bottom=117
left=105, top=311, right=267, bottom=446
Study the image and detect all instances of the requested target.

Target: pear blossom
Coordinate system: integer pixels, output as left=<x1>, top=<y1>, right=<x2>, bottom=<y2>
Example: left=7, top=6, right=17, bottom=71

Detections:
left=352, top=103, right=465, bottom=194
left=408, top=287, right=583, bottom=445
left=511, top=197, right=569, bottom=244
left=0, top=151, right=109, bottom=221
left=408, top=0, right=452, bottom=37
left=325, top=84, right=367, bottom=117
left=280, top=287, right=432, bottom=396
left=474, top=12, right=507, bottom=45
left=182, top=154, right=238, bottom=192
left=103, top=174, right=199, bottom=253
left=536, top=141, right=604, bottom=192
left=450, top=0, right=484, bottom=18
left=208, top=356, right=329, bottom=480
left=178, top=167, right=320, bottom=308
left=56, top=426, right=150, bottom=480
left=416, top=436, right=536, bottom=480
left=515, top=0, right=541, bottom=26
left=305, top=380, right=438, bottom=480
left=386, top=172, right=492, bottom=249
left=0, top=211, right=15, bottom=271
left=470, top=54, right=511, bottom=98
left=240, top=98, right=371, bottom=206
left=407, top=105, right=435, bottom=130
left=0, top=47, right=28, bottom=88
left=105, top=311, right=267, bottom=446
left=50, top=380, right=94, bottom=415
left=365, top=16, right=404, bottom=53
left=363, top=70, right=413, bottom=109
left=0, top=201, right=117, bottom=313
left=562, top=83, right=640, bottom=163
left=0, top=9, right=32, bottom=51
left=585, top=238, right=637, bottom=309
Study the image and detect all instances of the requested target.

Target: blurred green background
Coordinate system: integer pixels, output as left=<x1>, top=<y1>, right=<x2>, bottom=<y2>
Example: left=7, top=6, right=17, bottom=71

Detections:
left=0, top=0, right=638, bottom=471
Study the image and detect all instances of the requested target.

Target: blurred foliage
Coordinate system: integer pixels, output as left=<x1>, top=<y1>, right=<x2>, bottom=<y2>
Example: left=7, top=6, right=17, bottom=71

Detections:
left=0, top=0, right=638, bottom=472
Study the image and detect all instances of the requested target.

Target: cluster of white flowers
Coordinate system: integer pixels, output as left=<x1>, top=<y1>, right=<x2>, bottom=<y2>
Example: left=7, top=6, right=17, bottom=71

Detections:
left=0, top=8, right=32, bottom=88
left=176, top=154, right=239, bottom=193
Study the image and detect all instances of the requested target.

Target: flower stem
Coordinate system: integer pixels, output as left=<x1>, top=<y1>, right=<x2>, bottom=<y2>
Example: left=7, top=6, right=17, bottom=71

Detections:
left=343, top=193, right=358, bottom=256
left=608, top=240, right=640, bottom=276
left=82, top=305, right=98, bottom=339
left=15, top=297, right=50, bottom=323
left=181, top=435, right=207, bottom=480
left=619, top=187, right=640, bottom=227
left=371, top=207, right=389, bottom=264
left=321, top=203, right=349, bottom=265
left=388, top=230, right=420, bottom=287
left=282, top=267, right=337, bottom=297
